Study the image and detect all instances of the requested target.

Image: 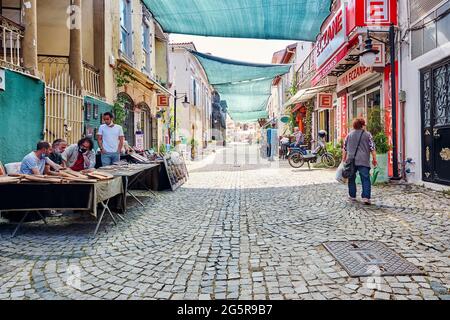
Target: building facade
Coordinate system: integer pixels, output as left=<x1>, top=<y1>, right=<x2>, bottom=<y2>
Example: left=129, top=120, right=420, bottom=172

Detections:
left=399, top=0, right=450, bottom=187
left=168, top=42, right=213, bottom=156
left=0, top=0, right=171, bottom=164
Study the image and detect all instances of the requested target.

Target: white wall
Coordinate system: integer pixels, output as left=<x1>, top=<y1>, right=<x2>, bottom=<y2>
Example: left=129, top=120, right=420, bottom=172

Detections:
left=399, top=0, right=450, bottom=184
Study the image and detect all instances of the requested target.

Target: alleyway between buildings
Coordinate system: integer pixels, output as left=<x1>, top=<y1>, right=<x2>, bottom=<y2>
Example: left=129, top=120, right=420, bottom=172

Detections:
left=0, top=144, right=449, bottom=300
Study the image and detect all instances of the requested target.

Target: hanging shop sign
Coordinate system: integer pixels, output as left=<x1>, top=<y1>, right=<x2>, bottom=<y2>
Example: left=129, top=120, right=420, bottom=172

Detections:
left=316, top=2, right=347, bottom=69
left=311, top=42, right=352, bottom=86
left=346, top=0, right=398, bottom=35
left=372, top=42, right=386, bottom=67
left=157, top=95, right=169, bottom=107
left=317, top=93, right=334, bottom=109
left=336, top=63, right=375, bottom=92
left=0, top=68, right=5, bottom=91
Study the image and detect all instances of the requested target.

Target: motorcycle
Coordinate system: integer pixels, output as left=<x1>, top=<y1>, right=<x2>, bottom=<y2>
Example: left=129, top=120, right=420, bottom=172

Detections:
left=288, top=140, right=336, bottom=169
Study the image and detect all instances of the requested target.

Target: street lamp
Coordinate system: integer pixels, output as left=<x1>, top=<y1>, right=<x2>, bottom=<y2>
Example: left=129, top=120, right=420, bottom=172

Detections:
left=359, top=25, right=400, bottom=180
left=359, top=33, right=379, bottom=67
left=173, top=90, right=190, bottom=146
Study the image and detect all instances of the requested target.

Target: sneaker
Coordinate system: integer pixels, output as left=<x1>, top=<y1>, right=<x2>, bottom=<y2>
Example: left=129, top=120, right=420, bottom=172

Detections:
left=48, top=210, right=63, bottom=217
left=362, top=198, right=372, bottom=205
left=348, top=197, right=357, bottom=202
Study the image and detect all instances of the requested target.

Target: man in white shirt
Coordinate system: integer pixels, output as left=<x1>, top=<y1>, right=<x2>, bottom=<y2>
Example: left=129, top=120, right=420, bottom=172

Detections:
left=97, top=112, right=125, bottom=166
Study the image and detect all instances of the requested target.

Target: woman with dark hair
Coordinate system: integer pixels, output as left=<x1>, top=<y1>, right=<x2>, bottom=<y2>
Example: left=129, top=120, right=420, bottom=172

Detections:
left=62, top=138, right=96, bottom=171
left=342, top=118, right=377, bottom=205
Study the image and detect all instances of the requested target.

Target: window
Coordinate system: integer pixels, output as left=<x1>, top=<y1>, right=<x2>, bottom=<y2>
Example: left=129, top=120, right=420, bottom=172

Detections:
left=120, top=0, right=133, bottom=59
left=142, top=16, right=152, bottom=74
left=410, top=1, right=450, bottom=60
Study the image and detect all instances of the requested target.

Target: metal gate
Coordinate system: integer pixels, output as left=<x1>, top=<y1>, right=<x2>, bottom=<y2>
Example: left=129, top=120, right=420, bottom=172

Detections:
left=43, top=71, right=83, bottom=145
left=421, top=57, right=450, bottom=185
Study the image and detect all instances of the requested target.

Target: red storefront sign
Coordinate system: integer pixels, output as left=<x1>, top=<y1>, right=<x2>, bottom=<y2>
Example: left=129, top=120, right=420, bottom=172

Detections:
left=340, top=94, right=348, bottom=140
left=337, top=64, right=374, bottom=92
left=346, top=0, right=398, bottom=35
left=316, top=3, right=346, bottom=68
left=317, top=93, right=333, bottom=109
left=157, top=95, right=169, bottom=107
left=384, top=62, right=399, bottom=177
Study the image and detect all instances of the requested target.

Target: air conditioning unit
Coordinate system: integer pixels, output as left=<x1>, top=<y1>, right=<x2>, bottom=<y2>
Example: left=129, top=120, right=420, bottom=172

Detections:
left=0, top=69, right=5, bottom=91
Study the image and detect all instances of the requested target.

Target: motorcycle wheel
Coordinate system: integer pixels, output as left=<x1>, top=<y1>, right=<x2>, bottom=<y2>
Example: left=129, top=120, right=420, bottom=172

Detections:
left=322, top=153, right=336, bottom=168
left=288, top=153, right=305, bottom=168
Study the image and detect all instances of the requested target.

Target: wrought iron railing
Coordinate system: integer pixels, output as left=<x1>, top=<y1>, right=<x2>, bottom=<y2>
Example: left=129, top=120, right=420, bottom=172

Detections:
left=37, top=54, right=101, bottom=97
left=82, top=61, right=101, bottom=97
left=0, top=15, right=24, bottom=72
left=296, top=47, right=316, bottom=88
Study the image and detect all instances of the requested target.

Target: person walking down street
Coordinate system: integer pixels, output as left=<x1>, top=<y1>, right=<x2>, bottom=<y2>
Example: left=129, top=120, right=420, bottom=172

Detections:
left=342, top=118, right=377, bottom=205
left=97, top=112, right=125, bottom=166
left=268, top=123, right=278, bottom=161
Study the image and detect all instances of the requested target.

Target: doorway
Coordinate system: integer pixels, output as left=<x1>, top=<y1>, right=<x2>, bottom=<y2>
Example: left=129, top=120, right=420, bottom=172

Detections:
left=421, top=57, right=450, bottom=185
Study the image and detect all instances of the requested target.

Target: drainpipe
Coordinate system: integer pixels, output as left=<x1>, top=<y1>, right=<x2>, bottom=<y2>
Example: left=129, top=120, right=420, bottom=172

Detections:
left=390, top=24, right=400, bottom=180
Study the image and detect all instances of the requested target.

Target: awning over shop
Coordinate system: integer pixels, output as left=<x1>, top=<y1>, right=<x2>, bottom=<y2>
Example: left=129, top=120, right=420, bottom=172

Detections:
left=283, top=85, right=336, bottom=108
left=143, top=0, right=332, bottom=41
left=191, top=52, right=290, bottom=122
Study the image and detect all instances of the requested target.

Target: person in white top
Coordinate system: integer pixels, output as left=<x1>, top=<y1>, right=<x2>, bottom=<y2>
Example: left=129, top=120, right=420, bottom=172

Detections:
left=97, top=112, right=125, bottom=166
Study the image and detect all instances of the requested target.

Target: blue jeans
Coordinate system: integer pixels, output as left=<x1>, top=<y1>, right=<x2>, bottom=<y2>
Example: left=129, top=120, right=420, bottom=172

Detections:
left=348, top=166, right=371, bottom=199
left=101, top=152, right=120, bottom=166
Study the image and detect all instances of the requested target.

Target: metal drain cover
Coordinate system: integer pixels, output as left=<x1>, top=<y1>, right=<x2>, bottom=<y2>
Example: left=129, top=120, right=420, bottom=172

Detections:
left=323, top=241, right=425, bottom=277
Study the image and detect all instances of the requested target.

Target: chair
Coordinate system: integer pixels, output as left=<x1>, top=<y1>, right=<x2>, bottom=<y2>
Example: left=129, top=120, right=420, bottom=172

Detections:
left=4, top=162, right=21, bottom=175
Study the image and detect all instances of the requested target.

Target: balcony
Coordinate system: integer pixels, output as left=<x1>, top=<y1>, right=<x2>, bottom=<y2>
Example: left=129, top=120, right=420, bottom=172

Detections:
left=296, top=47, right=316, bottom=89
left=37, top=55, right=101, bottom=97
left=0, top=15, right=24, bottom=72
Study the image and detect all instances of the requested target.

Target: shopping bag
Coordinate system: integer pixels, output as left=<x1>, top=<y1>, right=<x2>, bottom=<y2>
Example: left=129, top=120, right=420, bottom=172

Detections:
left=335, top=162, right=347, bottom=184
left=371, top=166, right=380, bottom=185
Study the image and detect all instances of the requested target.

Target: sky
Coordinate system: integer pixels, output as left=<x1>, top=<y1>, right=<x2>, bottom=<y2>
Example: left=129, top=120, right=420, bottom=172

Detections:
left=169, top=34, right=299, bottom=64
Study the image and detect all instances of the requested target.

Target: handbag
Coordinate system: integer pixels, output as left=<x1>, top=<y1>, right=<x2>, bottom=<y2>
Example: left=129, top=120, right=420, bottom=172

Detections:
left=342, top=131, right=364, bottom=179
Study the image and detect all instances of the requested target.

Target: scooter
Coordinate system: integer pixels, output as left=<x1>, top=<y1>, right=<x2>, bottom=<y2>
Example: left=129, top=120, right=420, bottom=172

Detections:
left=288, top=140, right=336, bottom=169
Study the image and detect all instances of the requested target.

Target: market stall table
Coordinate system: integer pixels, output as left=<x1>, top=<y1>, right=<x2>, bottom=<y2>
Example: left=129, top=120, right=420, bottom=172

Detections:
left=0, top=177, right=124, bottom=237
left=97, top=164, right=160, bottom=209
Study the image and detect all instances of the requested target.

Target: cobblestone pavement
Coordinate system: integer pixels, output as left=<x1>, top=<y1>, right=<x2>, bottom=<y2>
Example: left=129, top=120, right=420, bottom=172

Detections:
left=0, top=144, right=449, bottom=300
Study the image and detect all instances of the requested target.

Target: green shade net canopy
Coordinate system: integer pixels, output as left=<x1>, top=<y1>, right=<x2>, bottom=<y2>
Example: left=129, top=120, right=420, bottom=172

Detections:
left=192, top=51, right=291, bottom=85
left=191, top=52, right=290, bottom=122
left=143, top=0, right=332, bottom=41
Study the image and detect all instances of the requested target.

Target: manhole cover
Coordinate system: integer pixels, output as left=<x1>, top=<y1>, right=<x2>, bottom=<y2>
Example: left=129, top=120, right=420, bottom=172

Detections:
left=323, top=241, right=425, bottom=277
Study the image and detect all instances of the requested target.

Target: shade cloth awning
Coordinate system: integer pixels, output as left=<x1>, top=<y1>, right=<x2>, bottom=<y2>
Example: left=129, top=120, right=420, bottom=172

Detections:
left=191, top=51, right=290, bottom=122
left=283, top=85, right=336, bottom=108
left=191, top=51, right=291, bottom=85
left=143, top=0, right=332, bottom=41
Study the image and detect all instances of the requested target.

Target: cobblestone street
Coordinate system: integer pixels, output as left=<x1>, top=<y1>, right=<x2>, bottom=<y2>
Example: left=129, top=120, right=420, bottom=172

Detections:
left=0, top=145, right=449, bottom=300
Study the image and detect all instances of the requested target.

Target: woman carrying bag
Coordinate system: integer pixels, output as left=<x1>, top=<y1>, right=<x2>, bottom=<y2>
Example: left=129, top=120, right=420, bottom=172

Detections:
left=342, top=118, right=378, bottom=205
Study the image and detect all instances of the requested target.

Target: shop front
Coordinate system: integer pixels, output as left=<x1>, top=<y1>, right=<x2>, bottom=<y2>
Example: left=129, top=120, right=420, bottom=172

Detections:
left=310, top=0, right=398, bottom=176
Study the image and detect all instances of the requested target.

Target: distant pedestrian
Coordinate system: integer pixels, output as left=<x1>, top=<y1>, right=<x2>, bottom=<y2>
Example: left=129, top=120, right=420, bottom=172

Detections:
left=97, top=112, right=125, bottom=166
left=342, top=118, right=378, bottom=205
left=267, top=123, right=278, bottom=161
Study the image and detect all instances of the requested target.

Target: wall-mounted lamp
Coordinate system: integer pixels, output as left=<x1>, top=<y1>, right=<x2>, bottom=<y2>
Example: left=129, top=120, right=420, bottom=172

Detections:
left=359, top=32, right=380, bottom=67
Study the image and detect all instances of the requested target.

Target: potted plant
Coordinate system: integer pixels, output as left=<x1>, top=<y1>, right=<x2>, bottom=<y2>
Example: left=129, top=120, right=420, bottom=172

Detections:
left=373, top=132, right=391, bottom=183
left=190, top=138, right=198, bottom=160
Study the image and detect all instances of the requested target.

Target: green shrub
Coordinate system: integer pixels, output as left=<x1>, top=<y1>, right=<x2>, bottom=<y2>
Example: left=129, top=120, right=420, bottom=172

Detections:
left=326, top=140, right=343, bottom=166
left=367, top=107, right=383, bottom=137
left=373, top=132, right=390, bottom=154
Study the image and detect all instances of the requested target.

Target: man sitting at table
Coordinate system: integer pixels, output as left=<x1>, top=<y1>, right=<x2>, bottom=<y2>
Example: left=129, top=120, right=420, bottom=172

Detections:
left=49, top=139, right=67, bottom=167
left=62, top=138, right=96, bottom=171
left=19, top=141, right=52, bottom=175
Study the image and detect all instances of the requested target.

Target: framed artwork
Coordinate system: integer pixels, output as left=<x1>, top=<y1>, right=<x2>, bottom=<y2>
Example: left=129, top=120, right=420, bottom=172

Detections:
left=93, top=104, right=99, bottom=119
left=85, top=102, right=92, bottom=121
